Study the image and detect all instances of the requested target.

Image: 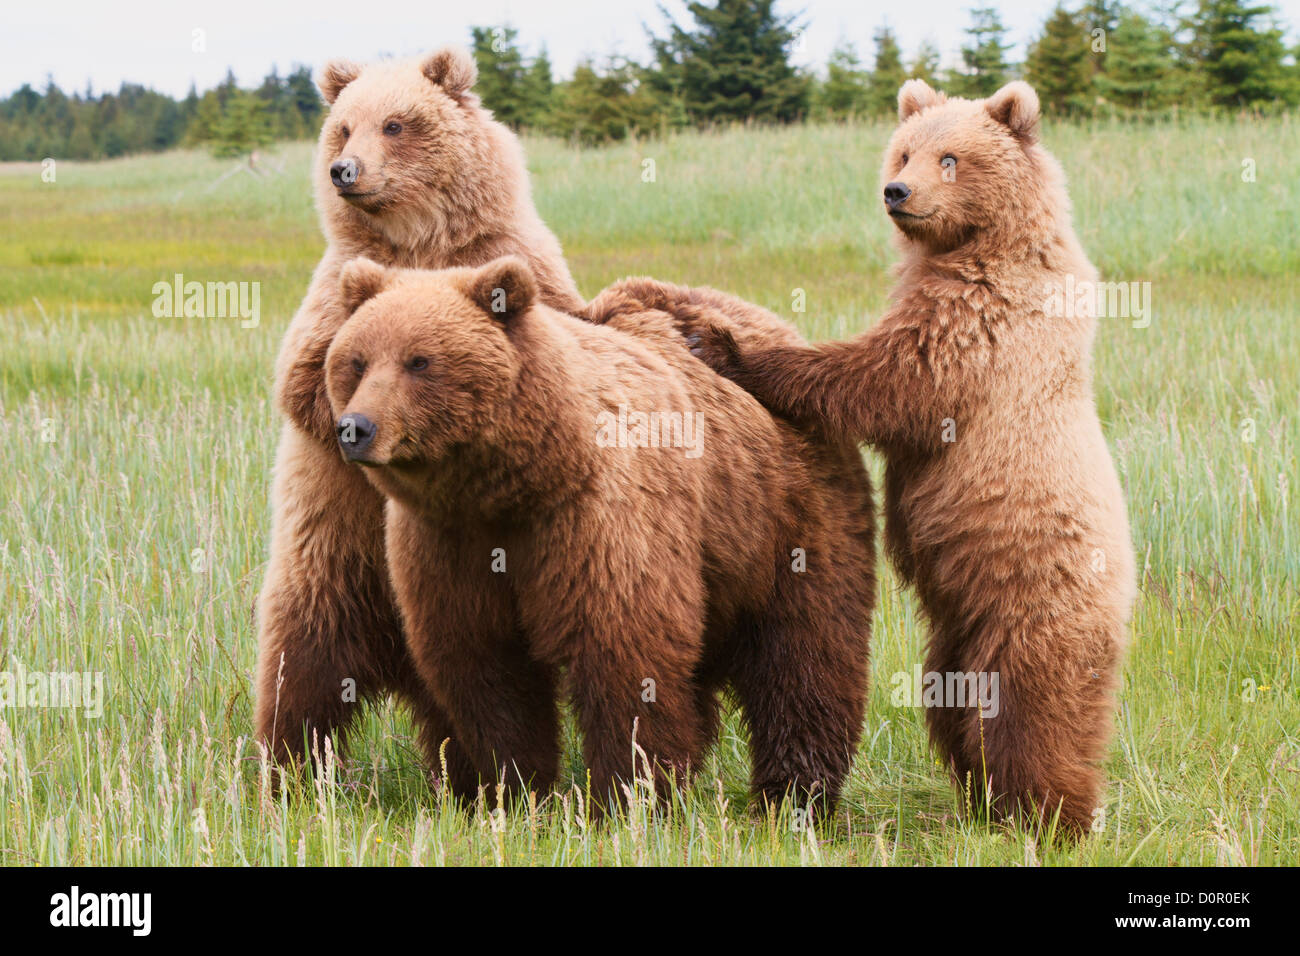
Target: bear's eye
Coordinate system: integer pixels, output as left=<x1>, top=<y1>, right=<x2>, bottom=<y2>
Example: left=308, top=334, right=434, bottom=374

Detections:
left=407, top=356, right=429, bottom=372
left=340, top=125, right=350, bottom=139
left=901, top=152, right=909, bottom=165
left=383, top=121, right=402, bottom=136
left=351, top=357, right=365, bottom=375
left=941, top=155, right=957, bottom=169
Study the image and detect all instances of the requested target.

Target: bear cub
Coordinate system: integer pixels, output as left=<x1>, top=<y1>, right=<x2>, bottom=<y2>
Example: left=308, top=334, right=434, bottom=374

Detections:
left=681, top=80, right=1136, bottom=836
left=323, top=256, right=876, bottom=813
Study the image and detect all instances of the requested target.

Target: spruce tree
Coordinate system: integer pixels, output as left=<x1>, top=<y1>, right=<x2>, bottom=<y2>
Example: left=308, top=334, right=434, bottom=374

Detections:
left=550, top=59, right=659, bottom=144
left=867, top=26, right=909, bottom=115
left=211, top=89, right=272, bottom=158
left=1190, top=0, right=1292, bottom=108
left=951, top=7, right=1013, bottom=97
left=909, top=39, right=942, bottom=87
left=818, top=42, right=869, bottom=119
left=1026, top=3, right=1093, bottom=115
left=1096, top=10, right=1180, bottom=110
left=648, top=0, right=810, bottom=124
left=285, top=65, right=323, bottom=135
left=470, top=25, right=530, bottom=128
left=522, top=47, right=555, bottom=130
left=1081, top=0, right=1123, bottom=73
left=185, top=92, right=223, bottom=147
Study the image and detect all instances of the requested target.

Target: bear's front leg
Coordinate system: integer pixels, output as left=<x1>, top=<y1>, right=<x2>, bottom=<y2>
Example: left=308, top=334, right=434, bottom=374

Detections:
left=384, top=509, right=562, bottom=805
left=514, top=507, right=710, bottom=815
left=255, top=425, right=429, bottom=768
left=689, top=318, right=958, bottom=450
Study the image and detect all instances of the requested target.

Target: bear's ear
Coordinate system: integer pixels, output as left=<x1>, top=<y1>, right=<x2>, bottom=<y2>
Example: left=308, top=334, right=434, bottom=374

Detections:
left=898, top=79, right=942, bottom=122
left=339, top=258, right=391, bottom=313
left=985, top=81, right=1040, bottom=144
left=421, top=47, right=477, bottom=100
left=318, top=60, right=362, bottom=105
left=468, top=257, right=537, bottom=322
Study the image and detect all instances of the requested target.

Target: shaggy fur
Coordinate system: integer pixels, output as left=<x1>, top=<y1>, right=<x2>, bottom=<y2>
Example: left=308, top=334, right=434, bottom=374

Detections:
left=676, top=80, right=1136, bottom=835
left=323, top=258, right=877, bottom=813
left=255, top=46, right=583, bottom=775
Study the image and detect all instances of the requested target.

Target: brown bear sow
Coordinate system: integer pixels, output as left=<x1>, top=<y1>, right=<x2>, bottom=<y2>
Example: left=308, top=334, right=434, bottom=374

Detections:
left=322, top=257, right=876, bottom=812
left=255, top=46, right=583, bottom=774
left=683, top=80, right=1136, bottom=835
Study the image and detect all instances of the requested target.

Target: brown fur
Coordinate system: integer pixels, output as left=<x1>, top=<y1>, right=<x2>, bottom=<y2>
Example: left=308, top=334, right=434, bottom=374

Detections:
left=676, top=80, right=1136, bottom=835
left=255, top=46, right=583, bottom=779
left=322, top=258, right=877, bottom=813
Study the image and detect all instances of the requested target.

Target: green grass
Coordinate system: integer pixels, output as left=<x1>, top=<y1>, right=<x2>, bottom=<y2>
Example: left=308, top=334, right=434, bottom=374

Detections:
left=0, top=117, right=1296, bottom=865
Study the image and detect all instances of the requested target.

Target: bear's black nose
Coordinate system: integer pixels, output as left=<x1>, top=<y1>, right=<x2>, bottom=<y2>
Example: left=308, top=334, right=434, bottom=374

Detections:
left=330, top=157, right=360, bottom=188
left=884, top=181, right=912, bottom=209
left=337, top=413, right=377, bottom=459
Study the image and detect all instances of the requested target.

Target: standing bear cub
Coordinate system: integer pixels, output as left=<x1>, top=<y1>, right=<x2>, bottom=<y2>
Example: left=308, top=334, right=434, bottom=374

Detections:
left=681, top=80, right=1136, bottom=835
left=256, top=46, right=583, bottom=779
left=323, top=256, right=877, bottom=812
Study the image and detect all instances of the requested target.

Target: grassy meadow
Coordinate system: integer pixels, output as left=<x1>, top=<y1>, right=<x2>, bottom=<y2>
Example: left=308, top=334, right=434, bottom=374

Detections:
left=0, top=117, right=1297, bottom=865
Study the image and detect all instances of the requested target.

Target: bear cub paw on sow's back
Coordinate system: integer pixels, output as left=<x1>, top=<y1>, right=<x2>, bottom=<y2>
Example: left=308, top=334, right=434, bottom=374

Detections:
left=680, top=79, right=1136, bottom=837
left=322, top=255, right=877, bottom=814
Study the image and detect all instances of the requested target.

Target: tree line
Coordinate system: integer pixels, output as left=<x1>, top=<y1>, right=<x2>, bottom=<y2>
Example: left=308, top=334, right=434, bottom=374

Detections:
left=0, top=65, right=322, bottom=162
left=2, top=0, right=1296, bottom=160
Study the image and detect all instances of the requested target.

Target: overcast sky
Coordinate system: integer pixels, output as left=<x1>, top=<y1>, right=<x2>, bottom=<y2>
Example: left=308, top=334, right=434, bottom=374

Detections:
left=6, top=0, right=1300, bottom=98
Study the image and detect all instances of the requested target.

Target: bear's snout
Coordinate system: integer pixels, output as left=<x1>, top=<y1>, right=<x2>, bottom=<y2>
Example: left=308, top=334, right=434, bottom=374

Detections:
left=884, top=181, right=912, bottom=210
left=337, top=413, right=377, bottom=461
left=330, top=157, right=361, bottom=190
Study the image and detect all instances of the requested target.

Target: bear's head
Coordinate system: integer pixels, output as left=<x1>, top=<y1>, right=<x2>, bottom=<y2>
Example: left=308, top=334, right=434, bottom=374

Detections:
left=880, top=79, right=1068, bottom=254
left=315, top=48, right=518, bottom=242
left=324, top=256, right=536, bottom=480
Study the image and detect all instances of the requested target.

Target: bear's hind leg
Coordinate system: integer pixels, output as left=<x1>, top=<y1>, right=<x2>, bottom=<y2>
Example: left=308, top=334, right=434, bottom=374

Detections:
left=921, top=622, right=975, bottom=779
left=733, top=566, right=872, bottom=819
left=935, top=615, right=1121, bottom=838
